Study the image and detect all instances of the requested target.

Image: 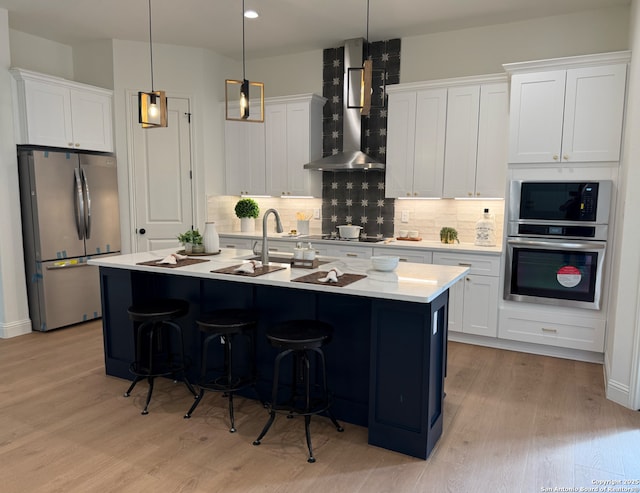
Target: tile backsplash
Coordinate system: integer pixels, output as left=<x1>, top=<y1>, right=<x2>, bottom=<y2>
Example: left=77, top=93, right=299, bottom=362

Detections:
left=207, top=195, right=504, bottom=245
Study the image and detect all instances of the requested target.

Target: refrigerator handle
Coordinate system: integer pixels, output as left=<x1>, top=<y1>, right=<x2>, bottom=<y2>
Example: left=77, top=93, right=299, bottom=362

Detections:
left=73, top=168, right=86, bottom=240
left=81, top=167, right=92, bottom=239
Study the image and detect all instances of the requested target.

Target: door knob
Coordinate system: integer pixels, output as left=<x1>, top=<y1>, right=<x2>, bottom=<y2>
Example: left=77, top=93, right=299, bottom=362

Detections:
left=139, top=228, right=146, bottom=235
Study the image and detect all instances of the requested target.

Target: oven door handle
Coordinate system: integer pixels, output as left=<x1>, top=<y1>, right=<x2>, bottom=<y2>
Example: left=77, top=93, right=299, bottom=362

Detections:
left=507, top=238, right=606, bottom=251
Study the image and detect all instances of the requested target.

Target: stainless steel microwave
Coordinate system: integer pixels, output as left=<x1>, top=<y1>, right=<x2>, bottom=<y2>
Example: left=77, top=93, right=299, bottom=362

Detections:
left=507, top=180, right=612, bottom=241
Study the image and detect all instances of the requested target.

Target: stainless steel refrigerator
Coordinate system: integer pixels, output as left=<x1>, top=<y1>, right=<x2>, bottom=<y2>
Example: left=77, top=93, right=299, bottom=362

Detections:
left=18, top=147, right=121, bottom=331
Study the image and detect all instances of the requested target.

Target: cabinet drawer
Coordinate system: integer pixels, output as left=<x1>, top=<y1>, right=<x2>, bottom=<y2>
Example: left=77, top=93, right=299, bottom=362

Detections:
left=372, top=247, right=432, bottom=264
left=498, top=306, right=605, bottom=352
left=432, top=251, right=500, bottom=276
left=219, top=238, right=253, bottom=250
left=323, top=244, right=373, bottom=259
left=266, top=240, right=295, bottom=254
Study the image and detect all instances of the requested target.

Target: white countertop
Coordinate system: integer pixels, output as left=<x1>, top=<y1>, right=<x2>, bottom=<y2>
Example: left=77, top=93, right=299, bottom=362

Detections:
left=89, top=247, right=469, bottom=304
left=219, top=232, right=503, bottom=255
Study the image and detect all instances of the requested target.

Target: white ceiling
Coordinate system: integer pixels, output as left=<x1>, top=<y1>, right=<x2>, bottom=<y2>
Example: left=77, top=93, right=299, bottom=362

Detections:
left=0, top=0, right=630, bottom=60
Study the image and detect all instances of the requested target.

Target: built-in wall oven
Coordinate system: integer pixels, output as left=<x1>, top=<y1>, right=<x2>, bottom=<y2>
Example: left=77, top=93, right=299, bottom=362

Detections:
left=504, top=181, right=612, bottom=310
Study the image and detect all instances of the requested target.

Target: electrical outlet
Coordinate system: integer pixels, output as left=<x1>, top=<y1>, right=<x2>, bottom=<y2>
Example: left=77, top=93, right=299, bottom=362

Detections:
left=401, top=210, right=409, bottom=223
left=313, top=208, right=320, bottom=219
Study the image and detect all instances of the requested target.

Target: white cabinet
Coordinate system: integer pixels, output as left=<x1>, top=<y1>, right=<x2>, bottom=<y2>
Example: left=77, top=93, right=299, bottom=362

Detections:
left=433, top=252, right=501, bottom=337
left=224, top=120, right=266, bottom=195
left=316, top=244, right=373, bottom=259
left=386, top=75, right=508, bottom=199
left=218, top=236, right=254, bottom=250
left=372, top=247, right=432, bottom=264
left=11, top=68, right=113, bottom=152
left=506, top=60, right=627, bottom=164
left=386, top=88, right=447, bottom=198
left=265, top=94, right=326, bottom=197
left=443, top=83, right=508, bottom=198
left=498, top=306, right=606, bottom=352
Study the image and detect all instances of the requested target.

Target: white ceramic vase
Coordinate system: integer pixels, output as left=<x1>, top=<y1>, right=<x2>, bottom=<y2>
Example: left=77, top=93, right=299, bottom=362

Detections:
left=203, top=221, right=220, bottom=253
left=240, top=217, right=255, bottom=233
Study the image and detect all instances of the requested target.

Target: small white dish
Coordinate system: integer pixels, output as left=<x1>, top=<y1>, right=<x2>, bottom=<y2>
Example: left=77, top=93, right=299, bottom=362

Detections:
left=371, top=255, right=399, bottom=272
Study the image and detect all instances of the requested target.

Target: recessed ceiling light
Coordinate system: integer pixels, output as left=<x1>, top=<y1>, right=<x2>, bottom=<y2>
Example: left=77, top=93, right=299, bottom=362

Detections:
left=244, top=10, right=259, bottom=19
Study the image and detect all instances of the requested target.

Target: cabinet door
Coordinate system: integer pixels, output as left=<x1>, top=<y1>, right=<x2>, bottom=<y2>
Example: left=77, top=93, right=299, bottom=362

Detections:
left=508, top=70, right=565, bottom=163
left=562, top=64, right=627, bottom=163
left=443, top=85, right=480, bottom=198
left=225, top=120, right=266, bottom=195
left=23, top=79, right=74, bottom=148
left=446, top=276, right=464, bottom=333
left=385, top=91, right=417, bottom=198
left=462, top=274, right=499, bottom=337
left=70, top=89, right=114, bottom=152
left=413, top=88, right=447, bottom=197
left=475, top=83, right=508, bottom=198
left=265, top=103, right=289, bottom=197
left=285, top=102, right=312, bottom=196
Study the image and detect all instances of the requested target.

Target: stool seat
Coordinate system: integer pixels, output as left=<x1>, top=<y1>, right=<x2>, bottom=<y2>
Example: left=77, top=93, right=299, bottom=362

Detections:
left=266, top=320, right=332, bottom=350
left=124, top=297, right=197, bottom=415
left=253, top=319, right=343, bottom=463
left=127, top=298, right=189, bottom=322
left=184, top=308, right=260, bottom=432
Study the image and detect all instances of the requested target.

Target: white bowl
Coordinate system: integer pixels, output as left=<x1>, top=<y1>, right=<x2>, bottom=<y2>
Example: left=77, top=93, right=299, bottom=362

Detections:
left=371, top=255, right=399, bottom=272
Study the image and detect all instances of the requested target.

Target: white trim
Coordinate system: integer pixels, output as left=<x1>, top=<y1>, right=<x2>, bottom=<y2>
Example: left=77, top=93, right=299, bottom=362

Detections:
left=605, top=377, right=631, bottom=407
left=264, top=93, right=327, bottom=105
left=503, top=51, right=631, bottom=74
left=9, top=67, right=113, bottom=96
left=386, top=73, right=507, bottom=94
left=0, top=318, right=32, bottom=338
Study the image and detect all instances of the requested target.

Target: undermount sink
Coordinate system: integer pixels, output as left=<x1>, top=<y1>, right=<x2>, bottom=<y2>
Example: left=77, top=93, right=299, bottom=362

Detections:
left=246, top=255, right=293, bottom=264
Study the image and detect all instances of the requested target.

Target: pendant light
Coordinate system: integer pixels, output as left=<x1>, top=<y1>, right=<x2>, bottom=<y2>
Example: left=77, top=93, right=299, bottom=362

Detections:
left=138, top=0, right=167, bottom=128
left=225, top=0, right=264, bottom=122
left=347, top=0, right=386, bottom=116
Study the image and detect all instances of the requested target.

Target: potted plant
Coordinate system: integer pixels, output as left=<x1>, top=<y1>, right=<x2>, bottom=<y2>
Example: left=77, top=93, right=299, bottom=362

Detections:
left=439, top=227, right=459, bottom=244
left=177, top=228, right=204, bottom=253
left=234, top=198, right=260, bottom=233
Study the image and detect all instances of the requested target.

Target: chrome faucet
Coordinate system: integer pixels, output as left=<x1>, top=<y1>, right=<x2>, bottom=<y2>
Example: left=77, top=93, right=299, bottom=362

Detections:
left=261, top=208, right=283, bottom=264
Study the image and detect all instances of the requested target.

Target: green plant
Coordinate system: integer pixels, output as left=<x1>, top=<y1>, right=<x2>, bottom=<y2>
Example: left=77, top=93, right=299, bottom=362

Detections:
left=234, top=198, right=260, bottom=219
left=439, top=227, right=459, bottom=244
left=177, top=228, right=203, bottom=245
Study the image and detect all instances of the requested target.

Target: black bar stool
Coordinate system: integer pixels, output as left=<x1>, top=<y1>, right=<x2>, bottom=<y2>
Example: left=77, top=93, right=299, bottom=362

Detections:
left=253, top=320, right=344, bottom=463
left=184, top=309, right=259, bottom=432
left=124, top=298, right=197, bottom=415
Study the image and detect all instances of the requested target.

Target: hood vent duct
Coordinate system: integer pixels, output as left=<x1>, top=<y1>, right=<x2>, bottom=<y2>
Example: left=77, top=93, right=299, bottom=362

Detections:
left=304, top=38, right=385, bottom=171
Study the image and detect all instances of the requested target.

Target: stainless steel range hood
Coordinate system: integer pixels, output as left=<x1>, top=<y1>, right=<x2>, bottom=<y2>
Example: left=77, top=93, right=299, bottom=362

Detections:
left=304, top=38, right=385, bottom=171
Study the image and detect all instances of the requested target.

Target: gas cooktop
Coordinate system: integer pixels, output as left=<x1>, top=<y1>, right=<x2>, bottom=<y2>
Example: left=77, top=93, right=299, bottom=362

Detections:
left=302, top=235, right=385, bottom=243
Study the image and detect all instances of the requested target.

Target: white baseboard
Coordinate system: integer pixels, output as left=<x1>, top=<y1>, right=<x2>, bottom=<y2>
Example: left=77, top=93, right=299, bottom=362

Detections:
left=605, top=378, right=631, bottom=407
left=0, top=318, right=32, bottom=338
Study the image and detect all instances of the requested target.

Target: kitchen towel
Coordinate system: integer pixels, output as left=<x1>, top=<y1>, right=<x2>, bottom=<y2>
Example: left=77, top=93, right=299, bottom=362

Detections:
left=291, top=271, right=367, bottom=287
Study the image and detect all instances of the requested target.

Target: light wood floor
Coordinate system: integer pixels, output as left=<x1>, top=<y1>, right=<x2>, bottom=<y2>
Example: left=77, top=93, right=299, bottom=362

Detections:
left=1, top=321, right=639, bottom=493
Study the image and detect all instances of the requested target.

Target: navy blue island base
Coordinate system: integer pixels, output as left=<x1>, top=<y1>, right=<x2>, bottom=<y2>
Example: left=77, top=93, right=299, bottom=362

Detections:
left=98, top=266, right=449, bottom=460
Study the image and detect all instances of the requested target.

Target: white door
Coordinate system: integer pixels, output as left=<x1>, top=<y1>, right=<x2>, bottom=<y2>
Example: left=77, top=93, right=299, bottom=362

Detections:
left=130, top=96, right=193, bottom=252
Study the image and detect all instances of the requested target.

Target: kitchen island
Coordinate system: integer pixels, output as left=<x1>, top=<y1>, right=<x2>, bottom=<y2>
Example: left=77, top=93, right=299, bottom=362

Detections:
left=90, top=248, right=467, bottom=459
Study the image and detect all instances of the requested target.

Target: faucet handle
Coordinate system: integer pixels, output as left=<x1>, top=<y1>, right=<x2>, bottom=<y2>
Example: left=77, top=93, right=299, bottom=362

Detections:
left=252, top=240, right=260, bottom=255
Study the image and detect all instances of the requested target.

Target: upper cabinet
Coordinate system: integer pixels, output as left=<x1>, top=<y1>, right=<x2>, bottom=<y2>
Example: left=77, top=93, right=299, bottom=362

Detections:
left=504, top=52, right=630, bottom=165
left=11, top=68, right=114, bottom=153
left=225, top=120, right=266, bottom=196
left=386, top=75, right=508, bottom=199
left=442, top=82, right=508, bottom=198
left=265, top=94, right=326, bottom=197
left=386, top=87, right=447, bottom=198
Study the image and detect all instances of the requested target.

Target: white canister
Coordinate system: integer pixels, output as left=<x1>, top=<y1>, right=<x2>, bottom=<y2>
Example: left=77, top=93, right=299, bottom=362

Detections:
left=203, top=222, right=220, bottom=253
left=297, top=220, right=310, bottom=236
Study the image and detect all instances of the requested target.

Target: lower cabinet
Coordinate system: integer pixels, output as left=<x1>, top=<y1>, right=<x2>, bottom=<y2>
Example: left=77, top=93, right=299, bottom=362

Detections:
left=498, top=305, right=606, bottom=352
left=218, top=236, right=254, bottom=250
left=372, top=247, right=433, bottom=264
left=432, top=252, right=500, bottom=337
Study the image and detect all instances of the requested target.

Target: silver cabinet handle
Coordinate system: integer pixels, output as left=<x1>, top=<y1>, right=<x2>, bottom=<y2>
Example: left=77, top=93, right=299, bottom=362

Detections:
left=346, top=253, right=358, bottom=257
left=458, top=262, right=472, bottom=267
left=541, top=327, right=558, bottom=333
left=399, top=258, right=408, bottom=262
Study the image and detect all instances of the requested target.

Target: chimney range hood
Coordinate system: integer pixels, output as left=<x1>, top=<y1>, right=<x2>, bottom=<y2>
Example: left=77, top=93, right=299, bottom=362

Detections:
left=304, top=38, right=385, bottom=171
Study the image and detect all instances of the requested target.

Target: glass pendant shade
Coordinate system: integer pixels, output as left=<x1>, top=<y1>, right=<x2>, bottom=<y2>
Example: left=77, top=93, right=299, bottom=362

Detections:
left=139, top=90, right=168, bottom=128
left=225, top=79, right=264, bottom=122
